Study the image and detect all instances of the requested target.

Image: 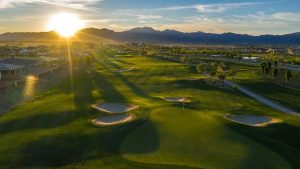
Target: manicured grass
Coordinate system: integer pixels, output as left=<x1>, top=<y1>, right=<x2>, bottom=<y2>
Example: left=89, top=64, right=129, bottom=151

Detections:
left=233, top=68, right=300, bottom=112
left=0, top=49, right=299, bottom=169
left=121, top=108, right=289, bottom=169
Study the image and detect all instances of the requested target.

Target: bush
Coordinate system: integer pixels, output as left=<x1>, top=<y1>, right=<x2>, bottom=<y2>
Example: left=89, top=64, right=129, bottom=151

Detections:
left=218, top=75, right=226, bottom=80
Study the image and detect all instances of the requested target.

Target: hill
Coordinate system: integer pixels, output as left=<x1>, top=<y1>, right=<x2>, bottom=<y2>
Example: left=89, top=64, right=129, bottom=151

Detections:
left=1, top=27, right=300, bottom=44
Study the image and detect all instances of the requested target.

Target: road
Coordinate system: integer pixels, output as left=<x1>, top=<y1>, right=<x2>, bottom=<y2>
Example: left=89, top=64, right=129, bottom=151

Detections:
left=224, top=80, right=300, bottom=116
left=155, top=55, right=300, bottom=115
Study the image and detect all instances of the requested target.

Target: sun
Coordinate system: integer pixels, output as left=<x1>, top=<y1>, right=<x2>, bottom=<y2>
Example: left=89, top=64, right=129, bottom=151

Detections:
left=48, top=13, right=85, bottom=37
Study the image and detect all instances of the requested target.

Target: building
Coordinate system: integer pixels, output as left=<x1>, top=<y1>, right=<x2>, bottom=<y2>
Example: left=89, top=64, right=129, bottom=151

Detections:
left=287, top=47, right=294, bottom=55
left=266, top=48, right=275, bottom=54
left=0, top=58, right=43, bottom=81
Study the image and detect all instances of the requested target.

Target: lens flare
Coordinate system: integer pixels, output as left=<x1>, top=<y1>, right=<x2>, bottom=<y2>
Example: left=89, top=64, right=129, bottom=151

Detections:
left=23, top=75, right=37, bottom=98
left=48, top=13, right=85, bottom=37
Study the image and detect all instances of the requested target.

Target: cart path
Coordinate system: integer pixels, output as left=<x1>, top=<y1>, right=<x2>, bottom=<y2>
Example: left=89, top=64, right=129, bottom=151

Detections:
left=224, top=80, right=300, bottom=116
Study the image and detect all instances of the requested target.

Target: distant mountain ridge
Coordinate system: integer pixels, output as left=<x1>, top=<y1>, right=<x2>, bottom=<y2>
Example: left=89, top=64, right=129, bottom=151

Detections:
left=1, top=27, right=300, bottom=44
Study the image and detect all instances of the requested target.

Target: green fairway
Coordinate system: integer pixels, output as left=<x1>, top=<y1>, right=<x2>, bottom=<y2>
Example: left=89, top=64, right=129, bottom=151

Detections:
left=0, top=49, right=300, bottom=169
left=121, top=108, right=289, bottom=169
left=232, top=68, right=300, bottom=112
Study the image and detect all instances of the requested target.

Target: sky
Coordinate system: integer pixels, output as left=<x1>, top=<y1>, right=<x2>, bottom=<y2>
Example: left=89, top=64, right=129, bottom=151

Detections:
left=0, top=0, right=300, bottom=35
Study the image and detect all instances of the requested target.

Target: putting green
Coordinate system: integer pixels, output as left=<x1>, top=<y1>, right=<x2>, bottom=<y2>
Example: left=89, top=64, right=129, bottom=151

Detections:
left=121, top=107, right=290, bottom=169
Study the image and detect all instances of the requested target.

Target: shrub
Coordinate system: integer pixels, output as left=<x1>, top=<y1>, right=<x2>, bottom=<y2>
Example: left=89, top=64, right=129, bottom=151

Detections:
left=218, top=75, right=226, bottom=81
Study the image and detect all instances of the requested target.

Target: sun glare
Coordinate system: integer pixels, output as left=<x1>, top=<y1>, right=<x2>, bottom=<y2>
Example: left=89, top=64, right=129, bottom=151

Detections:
left=48, top=13, right=84, bottom=37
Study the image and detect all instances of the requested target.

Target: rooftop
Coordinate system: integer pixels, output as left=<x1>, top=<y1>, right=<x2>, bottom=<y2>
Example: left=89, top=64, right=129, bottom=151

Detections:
left=0, top=63, right=24, bottom=70
left=0, top=58, right=41, bottom=66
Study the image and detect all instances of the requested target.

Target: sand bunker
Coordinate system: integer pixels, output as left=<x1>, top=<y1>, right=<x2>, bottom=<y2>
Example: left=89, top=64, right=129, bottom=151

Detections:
left=92, top=103, right=139, bottom=113
left=92, top=114, right=134, bottom=126
left=225, top=114, right=281, bottom=127
left=163, top=97, right=191, bottom=103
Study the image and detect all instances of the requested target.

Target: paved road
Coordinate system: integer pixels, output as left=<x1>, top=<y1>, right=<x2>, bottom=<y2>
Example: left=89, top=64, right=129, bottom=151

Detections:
left=155, top=55, right=300, bottom=115
left=224, top=80, right=300, bottom=116
left=282, top=65, right=300, bottom=71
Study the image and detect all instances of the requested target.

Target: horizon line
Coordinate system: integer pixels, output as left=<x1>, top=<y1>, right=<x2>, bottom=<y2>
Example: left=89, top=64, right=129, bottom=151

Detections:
left=0, top=27, right=299, bottom=36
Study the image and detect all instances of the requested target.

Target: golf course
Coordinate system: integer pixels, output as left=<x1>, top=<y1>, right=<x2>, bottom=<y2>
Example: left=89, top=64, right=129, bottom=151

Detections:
left=0, top=48, right=300, bottom=169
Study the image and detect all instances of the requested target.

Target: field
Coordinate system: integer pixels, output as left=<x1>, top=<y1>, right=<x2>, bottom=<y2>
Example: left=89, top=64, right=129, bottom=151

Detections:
left=0, top=48, right=300, bottom=169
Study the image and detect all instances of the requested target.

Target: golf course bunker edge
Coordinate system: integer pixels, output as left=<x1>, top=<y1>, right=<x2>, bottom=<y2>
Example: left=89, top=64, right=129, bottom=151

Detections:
left=163, top=97, right=191, bottom=103
left=225, top=114, right=282, bottom=127
left=92, top=103, right=139, bottom=113
left=92, top=114, right=135, bottom=126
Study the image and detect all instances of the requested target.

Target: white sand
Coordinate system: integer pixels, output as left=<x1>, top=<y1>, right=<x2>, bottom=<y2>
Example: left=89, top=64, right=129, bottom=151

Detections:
left=163, top=97, right=191, bottom=103
left=92, top=114, right=134, bottom=126
left=225, top=114, right=281, bottom=127
left=92, top=103, right=139, bottom=113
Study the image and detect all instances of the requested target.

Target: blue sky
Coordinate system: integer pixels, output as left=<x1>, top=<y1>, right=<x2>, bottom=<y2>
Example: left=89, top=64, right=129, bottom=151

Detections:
left=0, top=0, right=300, bottom=34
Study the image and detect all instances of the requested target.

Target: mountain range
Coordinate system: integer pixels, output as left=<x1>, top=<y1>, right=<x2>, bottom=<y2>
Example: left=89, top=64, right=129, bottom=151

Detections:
left=1, top=27, right=300, bottom=45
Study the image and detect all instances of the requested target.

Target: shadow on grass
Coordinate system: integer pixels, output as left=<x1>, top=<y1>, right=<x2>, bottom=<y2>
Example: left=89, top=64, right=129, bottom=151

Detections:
left=70, top=63, right=128, bottom=112
left=0, top=112, right=77, bottom=135
left=174, top=79, right=237, bottom=93
left=18, top=118, right=200, bottom=169
left=112, top=71, right=154, bottom=99
left=225, top=122, right=300, bottom=168
left=18, top=119, right=166, bottom=169
left=236, top=80, right=300, bottom=112
left=100, top=55, right=154, bottom=100
left=92, top=71, right=127, bottom=103
left=72, top=68, right=95, bottom=111
left=119, top=121, right=160, bottom=154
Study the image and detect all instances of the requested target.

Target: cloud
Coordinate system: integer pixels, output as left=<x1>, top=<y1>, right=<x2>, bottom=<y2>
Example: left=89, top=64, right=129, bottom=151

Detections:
left=272, top=12, right=300, bottom=22
left=85, top=18, right=128, bottom=23
left=158, top=2, right=263, bottom=13
left=137, top=15, right=162, bottom=20
left=0, top=0, right=102, bottom=10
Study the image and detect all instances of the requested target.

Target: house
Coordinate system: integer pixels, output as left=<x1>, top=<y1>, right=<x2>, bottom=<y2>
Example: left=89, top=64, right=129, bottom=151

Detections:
left=266, top=48, right=275, bottom=54
left=0, top=58, right=43, bottom=80
left=287, top=48, right=294, bottom=55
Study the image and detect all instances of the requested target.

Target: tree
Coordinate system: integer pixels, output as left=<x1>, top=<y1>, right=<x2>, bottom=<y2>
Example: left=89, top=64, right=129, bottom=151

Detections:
left=208, top=70, right=216, bottom=77
left=274, top=60, right=278, bottom=67
left=273, top=68, right=279, bottom=77
left=260, top=62, right=266, bottom=74
left=83, top=56, right=92, bottom=65
left=180, top=56, right=187, bottom=63
left=218, top=74, right=226, bottom=81
left=196, top=64, right=205, bottom=74
left=285, top=70, right=292, bottom=82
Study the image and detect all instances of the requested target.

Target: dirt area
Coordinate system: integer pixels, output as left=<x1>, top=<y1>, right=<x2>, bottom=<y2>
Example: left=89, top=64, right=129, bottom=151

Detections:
left=162, top=97, right=191, bottom=103
left=92, top=114, right=134, bottom=126
left=224, top=114, right=282, bottom=127
left=92, top=103, right=139, bottom=113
